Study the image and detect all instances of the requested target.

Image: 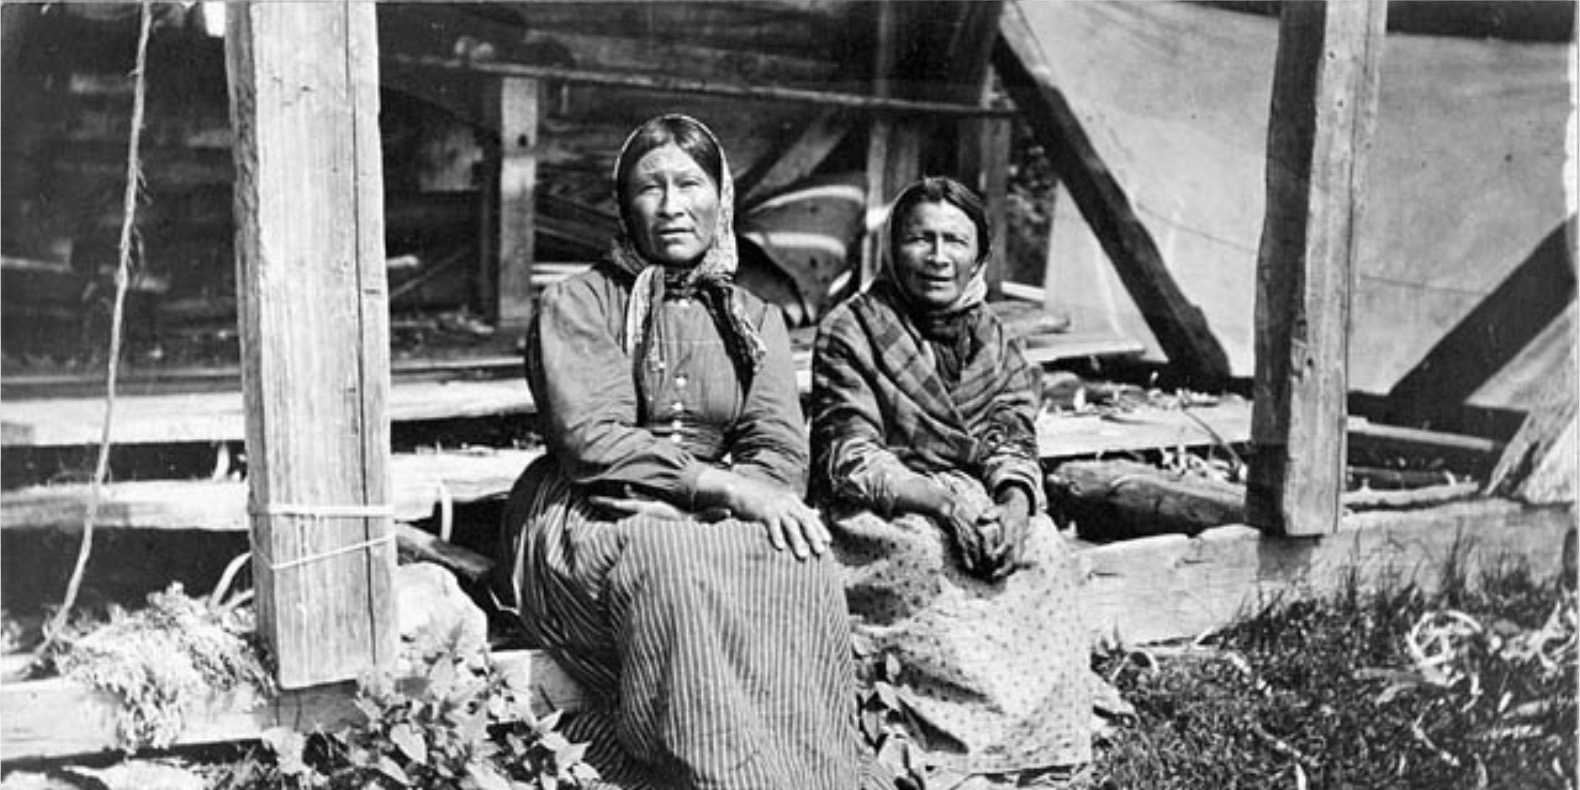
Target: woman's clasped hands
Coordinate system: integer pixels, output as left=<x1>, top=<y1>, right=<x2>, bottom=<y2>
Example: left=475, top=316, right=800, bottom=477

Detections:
left=940, top=487, right=1030, bottom=580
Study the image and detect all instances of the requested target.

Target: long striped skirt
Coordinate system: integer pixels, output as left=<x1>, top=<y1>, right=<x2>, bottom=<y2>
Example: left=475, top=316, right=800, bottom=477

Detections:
left=498, top=457, right=886, bottom=790
left=830, top=471, right=1093, bottom=776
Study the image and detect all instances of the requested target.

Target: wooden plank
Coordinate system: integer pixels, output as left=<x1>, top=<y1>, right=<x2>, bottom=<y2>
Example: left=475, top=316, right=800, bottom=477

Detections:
left=993, top=7, right=1231, bottom=387
left=1079, top=498, right=1575, bottom=645
left=226, top=2, right=396, bottom=689
left=1247, top=0, right=1387, bottom=536
left=1, top=449, right=543, bottom=532
left=1021, top=331, right=1145, bottom=367
left=0, top=379, right=532, bottom=448
left=492, top=76, right=540, bottom=331
left=1037, top=399, right=1253, bottom=460
left=0, top=650, right=582, bottom=762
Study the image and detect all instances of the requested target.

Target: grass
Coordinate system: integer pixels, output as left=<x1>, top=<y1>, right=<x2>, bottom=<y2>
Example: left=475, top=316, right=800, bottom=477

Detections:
left=1084, top=558, right=1576, bottom=790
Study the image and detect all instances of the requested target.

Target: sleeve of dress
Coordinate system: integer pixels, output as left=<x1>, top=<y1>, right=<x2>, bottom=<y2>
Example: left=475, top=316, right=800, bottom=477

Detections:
left=726, top=306, right=810, bottom=493
left=525, top=274, right=707, bottom=504
left=978, top=330, right=1047, bottom=511
left=808, top=307, right=936, bottom=515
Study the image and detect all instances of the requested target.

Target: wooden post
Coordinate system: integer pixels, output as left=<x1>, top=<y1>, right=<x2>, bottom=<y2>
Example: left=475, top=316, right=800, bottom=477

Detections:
left=488, top=76, right=540, bottom=332
left=227, top=2, right=397, bottom=688
left=960, top=111, right=1011, bottom=298
left=1247, top=0, right=1387, bottom=536
left=496, top=77, right=540, bottom=330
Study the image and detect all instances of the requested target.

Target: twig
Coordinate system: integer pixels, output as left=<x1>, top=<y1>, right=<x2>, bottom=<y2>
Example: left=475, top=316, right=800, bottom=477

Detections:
left=1411, top=716, right=1462, bottom=768
left=37, top=1, right=153, bottom=658
left=1179, top=404, right=1247, bottom=475
left=1249, top=720, right=1320, bottom=770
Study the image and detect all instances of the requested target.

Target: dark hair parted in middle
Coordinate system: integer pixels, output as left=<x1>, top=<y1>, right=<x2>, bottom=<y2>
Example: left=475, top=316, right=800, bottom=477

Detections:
left=614, top=115, right=725, bottom=218
left=887, top=176, right=993, bottom=266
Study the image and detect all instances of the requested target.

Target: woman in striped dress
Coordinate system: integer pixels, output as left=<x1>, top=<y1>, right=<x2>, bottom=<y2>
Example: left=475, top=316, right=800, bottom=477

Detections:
left=495, top=114, right=882, bottom=790
left=809, top=177, right=1093, bottom=784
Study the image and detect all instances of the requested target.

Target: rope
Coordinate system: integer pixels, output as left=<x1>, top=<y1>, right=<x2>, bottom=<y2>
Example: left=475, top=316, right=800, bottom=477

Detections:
left=254, top=535, right=396, bottom=572
left=38, top=2, right=154, bottom=658
left=249, top=503, right=395, bottom=571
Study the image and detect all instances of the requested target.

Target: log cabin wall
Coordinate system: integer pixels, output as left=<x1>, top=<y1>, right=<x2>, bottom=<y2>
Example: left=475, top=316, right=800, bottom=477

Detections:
left=3, top=2, right=953, bottom=367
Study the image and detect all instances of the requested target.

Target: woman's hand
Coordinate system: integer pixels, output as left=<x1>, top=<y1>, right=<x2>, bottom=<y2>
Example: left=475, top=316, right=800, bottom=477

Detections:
left=940, top=498, right=993, bottom=574
left=696, top=469, right=831, bottom=560
left=979, top=487, right=1032, bottom=579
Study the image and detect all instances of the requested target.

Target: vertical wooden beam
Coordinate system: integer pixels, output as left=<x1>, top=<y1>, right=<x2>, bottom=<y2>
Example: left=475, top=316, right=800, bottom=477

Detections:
left=493, top=76, right=540, bottom=332
left=227, top=1, right=397, bottom=688
left=1247, top=0, right=1387, bottom=536
left=960, top=110, right=1011, bottom=298
left=994, top=12, right=1231, bottom=386
left=860, top=0, right=922, bottom=288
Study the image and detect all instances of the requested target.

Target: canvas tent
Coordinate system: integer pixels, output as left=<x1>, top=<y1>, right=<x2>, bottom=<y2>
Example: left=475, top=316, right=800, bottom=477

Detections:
left=1020, top=1, right=1574, bottom=414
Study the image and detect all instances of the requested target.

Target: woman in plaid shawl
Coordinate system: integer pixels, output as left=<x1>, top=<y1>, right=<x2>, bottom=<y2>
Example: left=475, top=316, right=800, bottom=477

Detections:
left=810, top=177, right=1092, bottom=781
left=496, top=115, right=884, bottom=790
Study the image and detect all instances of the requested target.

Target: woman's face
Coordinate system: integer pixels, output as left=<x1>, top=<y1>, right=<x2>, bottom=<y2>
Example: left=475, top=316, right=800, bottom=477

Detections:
left=893, top=199, right=981, bottom=310
left=622, top=143, right=720, bottom=266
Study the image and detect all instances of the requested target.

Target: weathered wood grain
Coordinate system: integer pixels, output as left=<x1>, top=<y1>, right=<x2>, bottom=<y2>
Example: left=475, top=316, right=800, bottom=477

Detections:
left=226, top=2, right=396, bottom=688
left=1248, top=0, right=1387, bottom=536
left=1080, top=498, right=1574, bottom=645
left=490, top=76, right=540, bottom=331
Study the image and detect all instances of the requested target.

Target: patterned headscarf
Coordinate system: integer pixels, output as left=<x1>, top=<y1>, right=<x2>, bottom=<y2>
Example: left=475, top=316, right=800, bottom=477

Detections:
left=608, top=114, right=767, bottom=382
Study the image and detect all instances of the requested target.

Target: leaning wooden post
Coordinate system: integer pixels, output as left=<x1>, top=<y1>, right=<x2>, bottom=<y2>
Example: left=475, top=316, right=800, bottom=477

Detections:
left=227, top=1, right=397, bottom=688
left=1248, top=0, right=1387, bottom=536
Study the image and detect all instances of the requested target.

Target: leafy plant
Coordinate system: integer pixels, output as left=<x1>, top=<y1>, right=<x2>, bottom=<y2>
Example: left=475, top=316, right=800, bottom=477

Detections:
left=239, top=647, right=596, bottom=790
left=852, top=637, right=969, bottom=790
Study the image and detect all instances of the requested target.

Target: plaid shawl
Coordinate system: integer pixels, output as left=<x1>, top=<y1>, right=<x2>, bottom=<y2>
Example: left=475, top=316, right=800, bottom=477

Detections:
left=810, top=280, right=1044, bottom=511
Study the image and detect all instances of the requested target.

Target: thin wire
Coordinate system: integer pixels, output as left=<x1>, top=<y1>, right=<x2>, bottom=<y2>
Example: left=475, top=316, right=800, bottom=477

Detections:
left=38, top=1, right=153, bottom=657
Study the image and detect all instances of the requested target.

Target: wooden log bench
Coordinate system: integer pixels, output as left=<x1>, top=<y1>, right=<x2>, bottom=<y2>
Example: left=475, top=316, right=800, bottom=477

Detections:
left=4, top=495, right=1570, bottom=761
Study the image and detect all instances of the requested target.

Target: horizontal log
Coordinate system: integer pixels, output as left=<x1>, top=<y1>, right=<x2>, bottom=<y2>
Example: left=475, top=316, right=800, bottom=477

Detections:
left=1048, top=459, right=1244, bottom=540
left=1052, top=461, right=1486, bottom=540
left=521, top=29, right=839, bottom=86
left=1347, top=417, right=1503, bottom=457
left=0, top=649, right=582, bottom=762
left=1079, top=498, right=1575, bottom=645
